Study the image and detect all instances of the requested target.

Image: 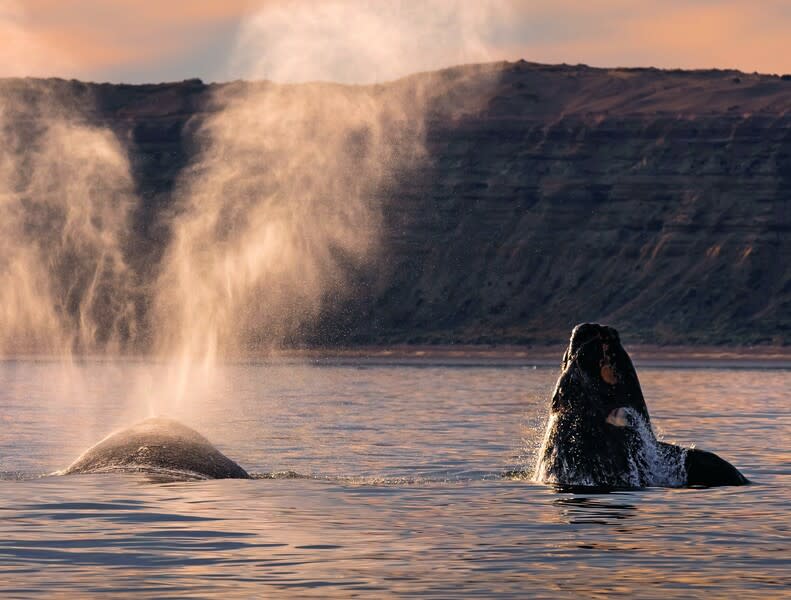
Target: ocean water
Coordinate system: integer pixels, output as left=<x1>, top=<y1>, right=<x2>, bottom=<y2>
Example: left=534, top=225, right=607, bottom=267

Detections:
left=0, top=359, right=788, bottom=598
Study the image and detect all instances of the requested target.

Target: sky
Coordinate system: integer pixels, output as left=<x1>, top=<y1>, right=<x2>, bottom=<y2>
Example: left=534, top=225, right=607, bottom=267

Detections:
left=1, top=0, right=790, bottom=83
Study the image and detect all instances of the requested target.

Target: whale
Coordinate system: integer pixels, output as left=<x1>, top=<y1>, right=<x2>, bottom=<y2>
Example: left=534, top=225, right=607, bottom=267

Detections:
left=60, top=417, right=250, bottom=480
left=534, top=323, right=748, bottom=489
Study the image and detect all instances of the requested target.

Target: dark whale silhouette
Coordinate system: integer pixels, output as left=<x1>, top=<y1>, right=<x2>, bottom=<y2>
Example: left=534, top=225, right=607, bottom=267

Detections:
left=61, top=417, right=250, bottom=480
left=534, top=323, right=748, bottom=489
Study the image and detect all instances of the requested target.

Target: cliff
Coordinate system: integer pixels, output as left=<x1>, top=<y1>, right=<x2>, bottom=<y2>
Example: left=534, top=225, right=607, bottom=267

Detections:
left=2, top=61, right=791, bottom=346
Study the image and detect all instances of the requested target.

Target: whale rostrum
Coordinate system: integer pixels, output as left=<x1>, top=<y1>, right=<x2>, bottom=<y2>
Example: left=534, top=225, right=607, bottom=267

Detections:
left=61, top=417, right=250, bottom=480
left=534, top=323, right=748, bottom=489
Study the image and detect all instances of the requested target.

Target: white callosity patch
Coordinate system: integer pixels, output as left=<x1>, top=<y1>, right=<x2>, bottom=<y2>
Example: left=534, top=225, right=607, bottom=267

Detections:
left=606, top=407, right=629, bottom=427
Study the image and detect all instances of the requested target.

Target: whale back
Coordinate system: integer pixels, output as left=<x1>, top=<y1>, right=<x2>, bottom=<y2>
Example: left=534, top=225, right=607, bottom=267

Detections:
left=62, top=417, right=250, bottom=480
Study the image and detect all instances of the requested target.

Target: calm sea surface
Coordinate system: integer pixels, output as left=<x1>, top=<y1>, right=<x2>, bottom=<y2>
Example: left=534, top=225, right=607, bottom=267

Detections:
left=0, top=359, right=788, bottom=598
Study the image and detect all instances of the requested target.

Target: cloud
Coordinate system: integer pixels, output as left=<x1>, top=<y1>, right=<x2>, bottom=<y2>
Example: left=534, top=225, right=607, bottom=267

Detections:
left=507, top=0, right=791, bottom=74
left=2, top=1, right=791, bottom=83
left=0, top=0, right=250, bottom=80
left=0, top=0, right=74, bottom=76
left=618, top=1, right=791, bottom=74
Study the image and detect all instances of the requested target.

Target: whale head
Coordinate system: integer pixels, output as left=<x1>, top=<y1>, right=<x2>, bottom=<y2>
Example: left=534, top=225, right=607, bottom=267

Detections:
left=555, top=323, right=649, bottom=425
left=534, top=323, right=684, bottom=489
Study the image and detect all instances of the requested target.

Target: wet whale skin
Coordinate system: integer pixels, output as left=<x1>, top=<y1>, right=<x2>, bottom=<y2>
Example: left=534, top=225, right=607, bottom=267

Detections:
left=62, top=417, right=249, bottom=480
left=535, top=323, right=748, bottom=488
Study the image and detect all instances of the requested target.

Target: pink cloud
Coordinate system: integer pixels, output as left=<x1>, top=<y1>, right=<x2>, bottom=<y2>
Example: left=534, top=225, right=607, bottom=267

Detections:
left=0, top=0, right=252, bottom=79
left=516, top=0, right=791, bottom=74
left=2, top=1, right=790, bottom=81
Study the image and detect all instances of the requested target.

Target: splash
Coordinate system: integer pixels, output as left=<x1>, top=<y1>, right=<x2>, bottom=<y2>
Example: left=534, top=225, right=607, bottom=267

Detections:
left=532, top=412, right=560, bottom=483
left=533, top=407, right=687, bottom=488
left=622, top=407, right=687, bottom=487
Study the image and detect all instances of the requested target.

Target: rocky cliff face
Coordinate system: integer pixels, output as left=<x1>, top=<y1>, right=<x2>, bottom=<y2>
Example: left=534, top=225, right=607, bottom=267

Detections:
left=3, top=62, right=790, bottom=346
left=366, top=63, right=791, bottom=346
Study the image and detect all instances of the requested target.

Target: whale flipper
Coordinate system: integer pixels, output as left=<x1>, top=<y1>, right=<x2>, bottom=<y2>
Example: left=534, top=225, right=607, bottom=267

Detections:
left=61, top=417, right=249, bottom=480
left=685, top=448, right=749, bottom=487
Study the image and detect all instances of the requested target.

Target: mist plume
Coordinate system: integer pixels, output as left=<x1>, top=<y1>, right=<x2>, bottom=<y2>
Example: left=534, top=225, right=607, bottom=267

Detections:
left=153, top=82, right=409, bottom=361
left=153, top=0, right=509, bottom=363
left=230, top=0, right=505, bottom=84
left=1, top=0, right=509, bottom=369
left=0, top=85, right=139, bottom=357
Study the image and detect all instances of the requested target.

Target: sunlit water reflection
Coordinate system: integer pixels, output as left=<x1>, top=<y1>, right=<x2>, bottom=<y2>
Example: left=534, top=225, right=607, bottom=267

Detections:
left=0, top=360, right=788, bottom=597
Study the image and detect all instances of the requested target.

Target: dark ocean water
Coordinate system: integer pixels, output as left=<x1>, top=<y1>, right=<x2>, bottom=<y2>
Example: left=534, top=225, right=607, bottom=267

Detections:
left=0, top=360, right=788, bottom=598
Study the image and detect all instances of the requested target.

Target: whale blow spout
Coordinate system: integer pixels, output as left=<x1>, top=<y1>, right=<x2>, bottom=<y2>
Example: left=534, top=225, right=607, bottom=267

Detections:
left=534, top=323, right=748, bottom=489
left=61, top=417, right=250, bottom=480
